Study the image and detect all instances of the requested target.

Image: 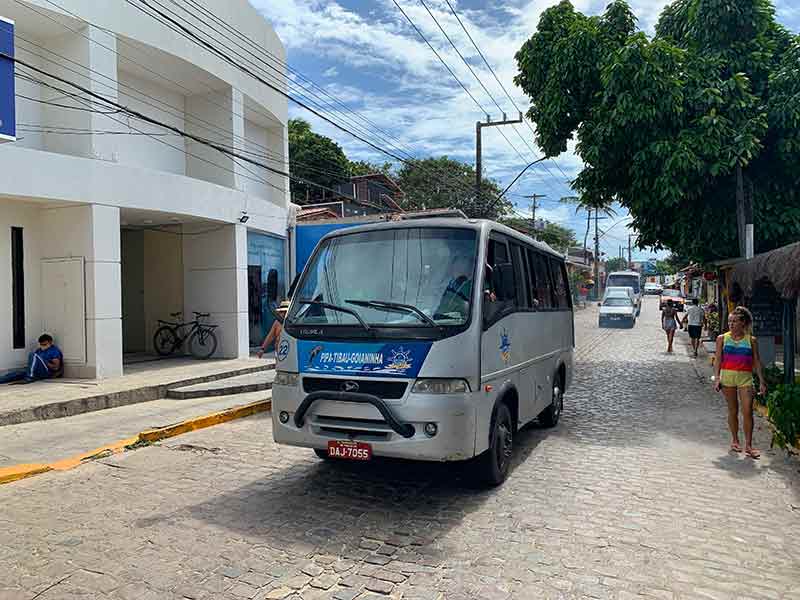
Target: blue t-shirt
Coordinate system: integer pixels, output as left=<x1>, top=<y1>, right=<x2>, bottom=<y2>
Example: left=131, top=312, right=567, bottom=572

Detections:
left=33, top=345, right=63, bottom=377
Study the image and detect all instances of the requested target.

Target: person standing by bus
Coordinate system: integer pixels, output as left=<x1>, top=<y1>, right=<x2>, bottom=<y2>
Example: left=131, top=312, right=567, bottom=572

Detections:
left=256, top=300, right=289, bottom=360
left=661, top=299, right=681, bottom=353
left=714, top=306, right=767, bottom=459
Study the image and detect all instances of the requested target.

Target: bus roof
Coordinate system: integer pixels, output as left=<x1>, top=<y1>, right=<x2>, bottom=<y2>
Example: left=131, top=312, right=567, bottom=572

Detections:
left=607, top=270, right=640, bottom=276
left=315, top=217, right=565, bottom=260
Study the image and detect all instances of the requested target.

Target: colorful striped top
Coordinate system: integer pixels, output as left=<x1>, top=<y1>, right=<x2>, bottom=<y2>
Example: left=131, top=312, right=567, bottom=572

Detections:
left=720, top=332, right=754, bottom=374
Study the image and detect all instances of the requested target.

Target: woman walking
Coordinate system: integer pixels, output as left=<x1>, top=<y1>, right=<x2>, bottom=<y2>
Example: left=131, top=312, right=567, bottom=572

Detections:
left=661, top=299, right=681, bottom=353
left=714, top=306, right=767, bottom=458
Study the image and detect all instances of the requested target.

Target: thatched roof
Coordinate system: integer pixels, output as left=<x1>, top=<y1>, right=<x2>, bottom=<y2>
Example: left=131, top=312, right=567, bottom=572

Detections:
left=729, top=241, right=800, bottom=300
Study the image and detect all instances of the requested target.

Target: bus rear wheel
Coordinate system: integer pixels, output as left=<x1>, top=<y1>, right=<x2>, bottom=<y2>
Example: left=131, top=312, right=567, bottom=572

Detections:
left=476, top=402, right=513, bottom=487
left=540, top=376, right=564, bottom=428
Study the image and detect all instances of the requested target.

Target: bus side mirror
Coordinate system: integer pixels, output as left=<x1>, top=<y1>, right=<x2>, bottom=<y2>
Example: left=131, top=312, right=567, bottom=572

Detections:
left=496, top=263, right=515, bottom=301
left=266, top=269, right=279, bottom=303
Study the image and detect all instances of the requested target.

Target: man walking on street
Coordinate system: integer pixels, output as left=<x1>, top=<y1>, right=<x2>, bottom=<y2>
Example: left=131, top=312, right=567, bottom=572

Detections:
left=683, top=298, right=705, bottom=357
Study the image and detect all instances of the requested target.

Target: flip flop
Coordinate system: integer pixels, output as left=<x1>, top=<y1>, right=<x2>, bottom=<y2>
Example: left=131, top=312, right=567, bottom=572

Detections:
left=745, top=448, right=761, bottom=459
left=730, top=442, right=742, bottom=453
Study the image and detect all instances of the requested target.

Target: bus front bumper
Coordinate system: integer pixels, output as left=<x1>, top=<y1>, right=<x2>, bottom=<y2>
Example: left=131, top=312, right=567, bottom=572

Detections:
left=271, top=385, right=478, bottom=462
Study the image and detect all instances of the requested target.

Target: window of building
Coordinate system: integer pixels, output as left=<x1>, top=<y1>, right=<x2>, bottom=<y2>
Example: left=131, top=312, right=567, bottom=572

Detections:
left=11, top=227, right=25, bottom=349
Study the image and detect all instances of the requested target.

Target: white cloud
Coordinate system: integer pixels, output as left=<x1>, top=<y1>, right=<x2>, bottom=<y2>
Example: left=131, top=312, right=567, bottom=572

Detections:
left=249, top=0, right=798, bottom=241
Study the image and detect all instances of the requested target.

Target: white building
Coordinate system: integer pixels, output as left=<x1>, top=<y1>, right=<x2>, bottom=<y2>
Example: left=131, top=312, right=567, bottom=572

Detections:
left=0, top=0, right=289, bottom=378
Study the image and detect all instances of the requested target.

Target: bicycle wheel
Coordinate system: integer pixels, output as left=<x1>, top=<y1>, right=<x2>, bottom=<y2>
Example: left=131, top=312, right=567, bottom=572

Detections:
left=153, top=326, right=179, bottom=356
left=188, top=328, right=218, bottom=359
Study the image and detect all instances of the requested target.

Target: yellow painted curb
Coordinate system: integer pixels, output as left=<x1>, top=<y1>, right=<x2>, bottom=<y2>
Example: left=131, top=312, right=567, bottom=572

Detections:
left=0, top=399, right=271, bottom=485
left=0, top=463, right=52, bottom=485
left=138, top=399, right=270, bottom=443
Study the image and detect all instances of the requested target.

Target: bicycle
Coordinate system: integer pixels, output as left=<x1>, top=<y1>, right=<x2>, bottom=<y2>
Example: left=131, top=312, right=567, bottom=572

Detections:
left=153, top=311, right=219, bottom=359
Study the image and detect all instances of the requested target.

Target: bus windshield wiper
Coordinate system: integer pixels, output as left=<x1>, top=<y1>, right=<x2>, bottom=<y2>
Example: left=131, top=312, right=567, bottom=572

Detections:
left=346, top=299, right=440, bottom=329
left=297, top=299, right=371, bottom=332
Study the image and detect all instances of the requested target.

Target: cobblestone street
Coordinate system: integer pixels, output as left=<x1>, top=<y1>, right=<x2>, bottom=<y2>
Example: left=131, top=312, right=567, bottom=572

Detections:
left=2, top=297, right=798, bottom=600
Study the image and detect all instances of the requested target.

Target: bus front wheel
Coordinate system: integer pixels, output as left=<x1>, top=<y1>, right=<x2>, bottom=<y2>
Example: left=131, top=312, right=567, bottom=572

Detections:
left=476, top=402, right=513, bottom=487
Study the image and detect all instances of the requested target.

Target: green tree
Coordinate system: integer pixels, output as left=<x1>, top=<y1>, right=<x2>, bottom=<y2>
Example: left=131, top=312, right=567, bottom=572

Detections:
left=349, top=160, right=394, bottom=177
left=395, top=156, right=512, bottom=219
left=605, top=257, right=629, bottom=273
left=288, top=119, right=350, bottom=203
left=501, top=217, right=577, bottom=251
left=514, top=0, right=800, bottom=262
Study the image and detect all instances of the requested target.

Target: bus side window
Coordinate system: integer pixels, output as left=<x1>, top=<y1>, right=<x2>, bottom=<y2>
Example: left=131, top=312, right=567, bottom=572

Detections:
left=530, top=251, right=555, bottom=310
left=549, top=258, right=571, bottom=310
left=484, top=238, right=514, bottom=323
left=511, top=243, right=530, bottom=310
left=526, top=248, right=540, bottom=309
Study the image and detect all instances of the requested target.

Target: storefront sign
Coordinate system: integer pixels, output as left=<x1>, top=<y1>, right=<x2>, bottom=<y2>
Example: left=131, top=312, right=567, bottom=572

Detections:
left=0, top=17, right=15, bottom=142
left=749, top=283, right=782, bottom=337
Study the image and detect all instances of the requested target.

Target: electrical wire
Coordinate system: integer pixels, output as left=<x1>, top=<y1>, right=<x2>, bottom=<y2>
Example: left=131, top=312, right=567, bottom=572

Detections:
left=394, top=0, right=564, bottom=200
left=129, top=0, right=479, bottom=200
left=12, top=61, right=336, bottom=197
left=442, top=0, right=573, bottom=184
left=17, top=0, right=488, bottom=203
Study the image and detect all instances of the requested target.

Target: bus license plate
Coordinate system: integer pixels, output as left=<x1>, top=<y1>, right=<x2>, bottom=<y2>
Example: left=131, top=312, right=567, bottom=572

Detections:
left=328, top=440, right=372, bottom=460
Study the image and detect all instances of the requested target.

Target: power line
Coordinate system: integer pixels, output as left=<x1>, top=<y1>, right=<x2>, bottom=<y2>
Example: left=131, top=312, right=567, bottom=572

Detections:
left=22, top=0, right=483, bottom=203
left=11, top=59, right=346, bottom=198
left=128, top=0, right=479, bottom=200
left=441, top=0, right=572, bottom=185
left=405, top=0, right=565, bottom=198
left=391, top=0, right=488, bottom=117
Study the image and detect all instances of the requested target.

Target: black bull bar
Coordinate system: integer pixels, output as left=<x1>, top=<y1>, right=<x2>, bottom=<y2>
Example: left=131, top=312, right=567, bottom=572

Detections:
left=293, top=391, right=416, bottom=438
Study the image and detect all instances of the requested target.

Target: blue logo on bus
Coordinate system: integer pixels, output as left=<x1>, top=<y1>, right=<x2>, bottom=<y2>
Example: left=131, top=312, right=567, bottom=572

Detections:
left=499, top=329, right=511, bottom=363
left=297, top=341, right=432, bottom=378
left=277, top=339, right=289, bottom=361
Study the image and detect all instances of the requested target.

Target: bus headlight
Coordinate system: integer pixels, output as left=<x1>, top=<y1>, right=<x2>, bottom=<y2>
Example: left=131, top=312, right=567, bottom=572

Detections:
left=274, top=371, right=299, bottom=387
left=412, top=379, right=470, bottom=394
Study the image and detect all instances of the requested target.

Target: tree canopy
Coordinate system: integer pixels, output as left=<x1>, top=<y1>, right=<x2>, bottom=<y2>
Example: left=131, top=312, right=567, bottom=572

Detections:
left=288, top=118, right=350, bottom=202
left=501, top=216, right=577, bottom=252
left=395, top=156, right=512, bottom=220
left=514, top=0, right=800, bottom=262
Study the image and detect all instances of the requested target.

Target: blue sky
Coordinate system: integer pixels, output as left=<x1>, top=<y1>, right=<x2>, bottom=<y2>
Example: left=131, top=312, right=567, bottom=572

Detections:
left=249, top=0, right=800, bottom=261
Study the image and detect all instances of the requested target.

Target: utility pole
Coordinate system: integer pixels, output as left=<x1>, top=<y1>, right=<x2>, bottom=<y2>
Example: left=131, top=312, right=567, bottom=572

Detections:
left=736, top=163, right=754, bottom=259
left=628, top=235, right=633, bottom=268
left=594, top=210, right=600, bottom=301
left=476, top=112, right=524, bottom=201
left=521, top=193, right=547, bottom=236
left=583, top=209, right=591, bottom=266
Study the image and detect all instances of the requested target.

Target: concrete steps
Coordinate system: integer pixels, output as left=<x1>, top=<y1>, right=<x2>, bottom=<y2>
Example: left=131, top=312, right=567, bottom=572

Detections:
left=166, top=370, right=275, bottom=400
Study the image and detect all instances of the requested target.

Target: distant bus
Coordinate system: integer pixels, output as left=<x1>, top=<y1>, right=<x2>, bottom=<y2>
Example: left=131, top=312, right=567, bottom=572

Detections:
left=271, top=217, right=575, bottom=486
left=606, top=270, right=642, bottom=315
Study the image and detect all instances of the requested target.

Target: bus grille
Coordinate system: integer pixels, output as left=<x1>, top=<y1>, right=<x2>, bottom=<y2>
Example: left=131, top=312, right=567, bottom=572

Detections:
left=302, top=377, right=407, bottom=400
left=311, top=415, right=393, bottom=441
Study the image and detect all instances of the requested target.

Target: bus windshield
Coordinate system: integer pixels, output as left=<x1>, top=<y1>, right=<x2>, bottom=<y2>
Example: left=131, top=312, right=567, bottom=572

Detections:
left=289, top=227, right=478, bottom=328
left=606, top=273, right=640, bottom=294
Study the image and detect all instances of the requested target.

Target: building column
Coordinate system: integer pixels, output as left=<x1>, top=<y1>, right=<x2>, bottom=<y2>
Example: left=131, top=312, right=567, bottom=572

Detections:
left=41, top=204, right=122, bottom=378
left=182, top=223, right=248, bottom=358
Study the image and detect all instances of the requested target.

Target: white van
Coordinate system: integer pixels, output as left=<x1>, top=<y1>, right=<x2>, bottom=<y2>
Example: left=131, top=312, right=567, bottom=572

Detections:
left=271, top=218, right=575, bottom=486
left=606, top=271, right=642, bottom=315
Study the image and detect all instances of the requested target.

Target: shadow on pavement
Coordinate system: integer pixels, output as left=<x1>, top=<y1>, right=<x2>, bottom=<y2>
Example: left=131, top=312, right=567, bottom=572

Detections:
left=136, top=424, right=549, bottom=564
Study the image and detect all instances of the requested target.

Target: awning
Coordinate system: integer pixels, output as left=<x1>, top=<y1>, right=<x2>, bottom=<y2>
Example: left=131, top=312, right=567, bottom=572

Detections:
left=728, top=241, right=800, bottom=300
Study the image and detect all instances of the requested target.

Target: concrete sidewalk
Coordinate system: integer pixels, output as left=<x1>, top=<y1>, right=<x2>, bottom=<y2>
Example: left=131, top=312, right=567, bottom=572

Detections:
left=0, top=356, right=275, bottom=427
left=0, top=389, right=270, bottom=468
